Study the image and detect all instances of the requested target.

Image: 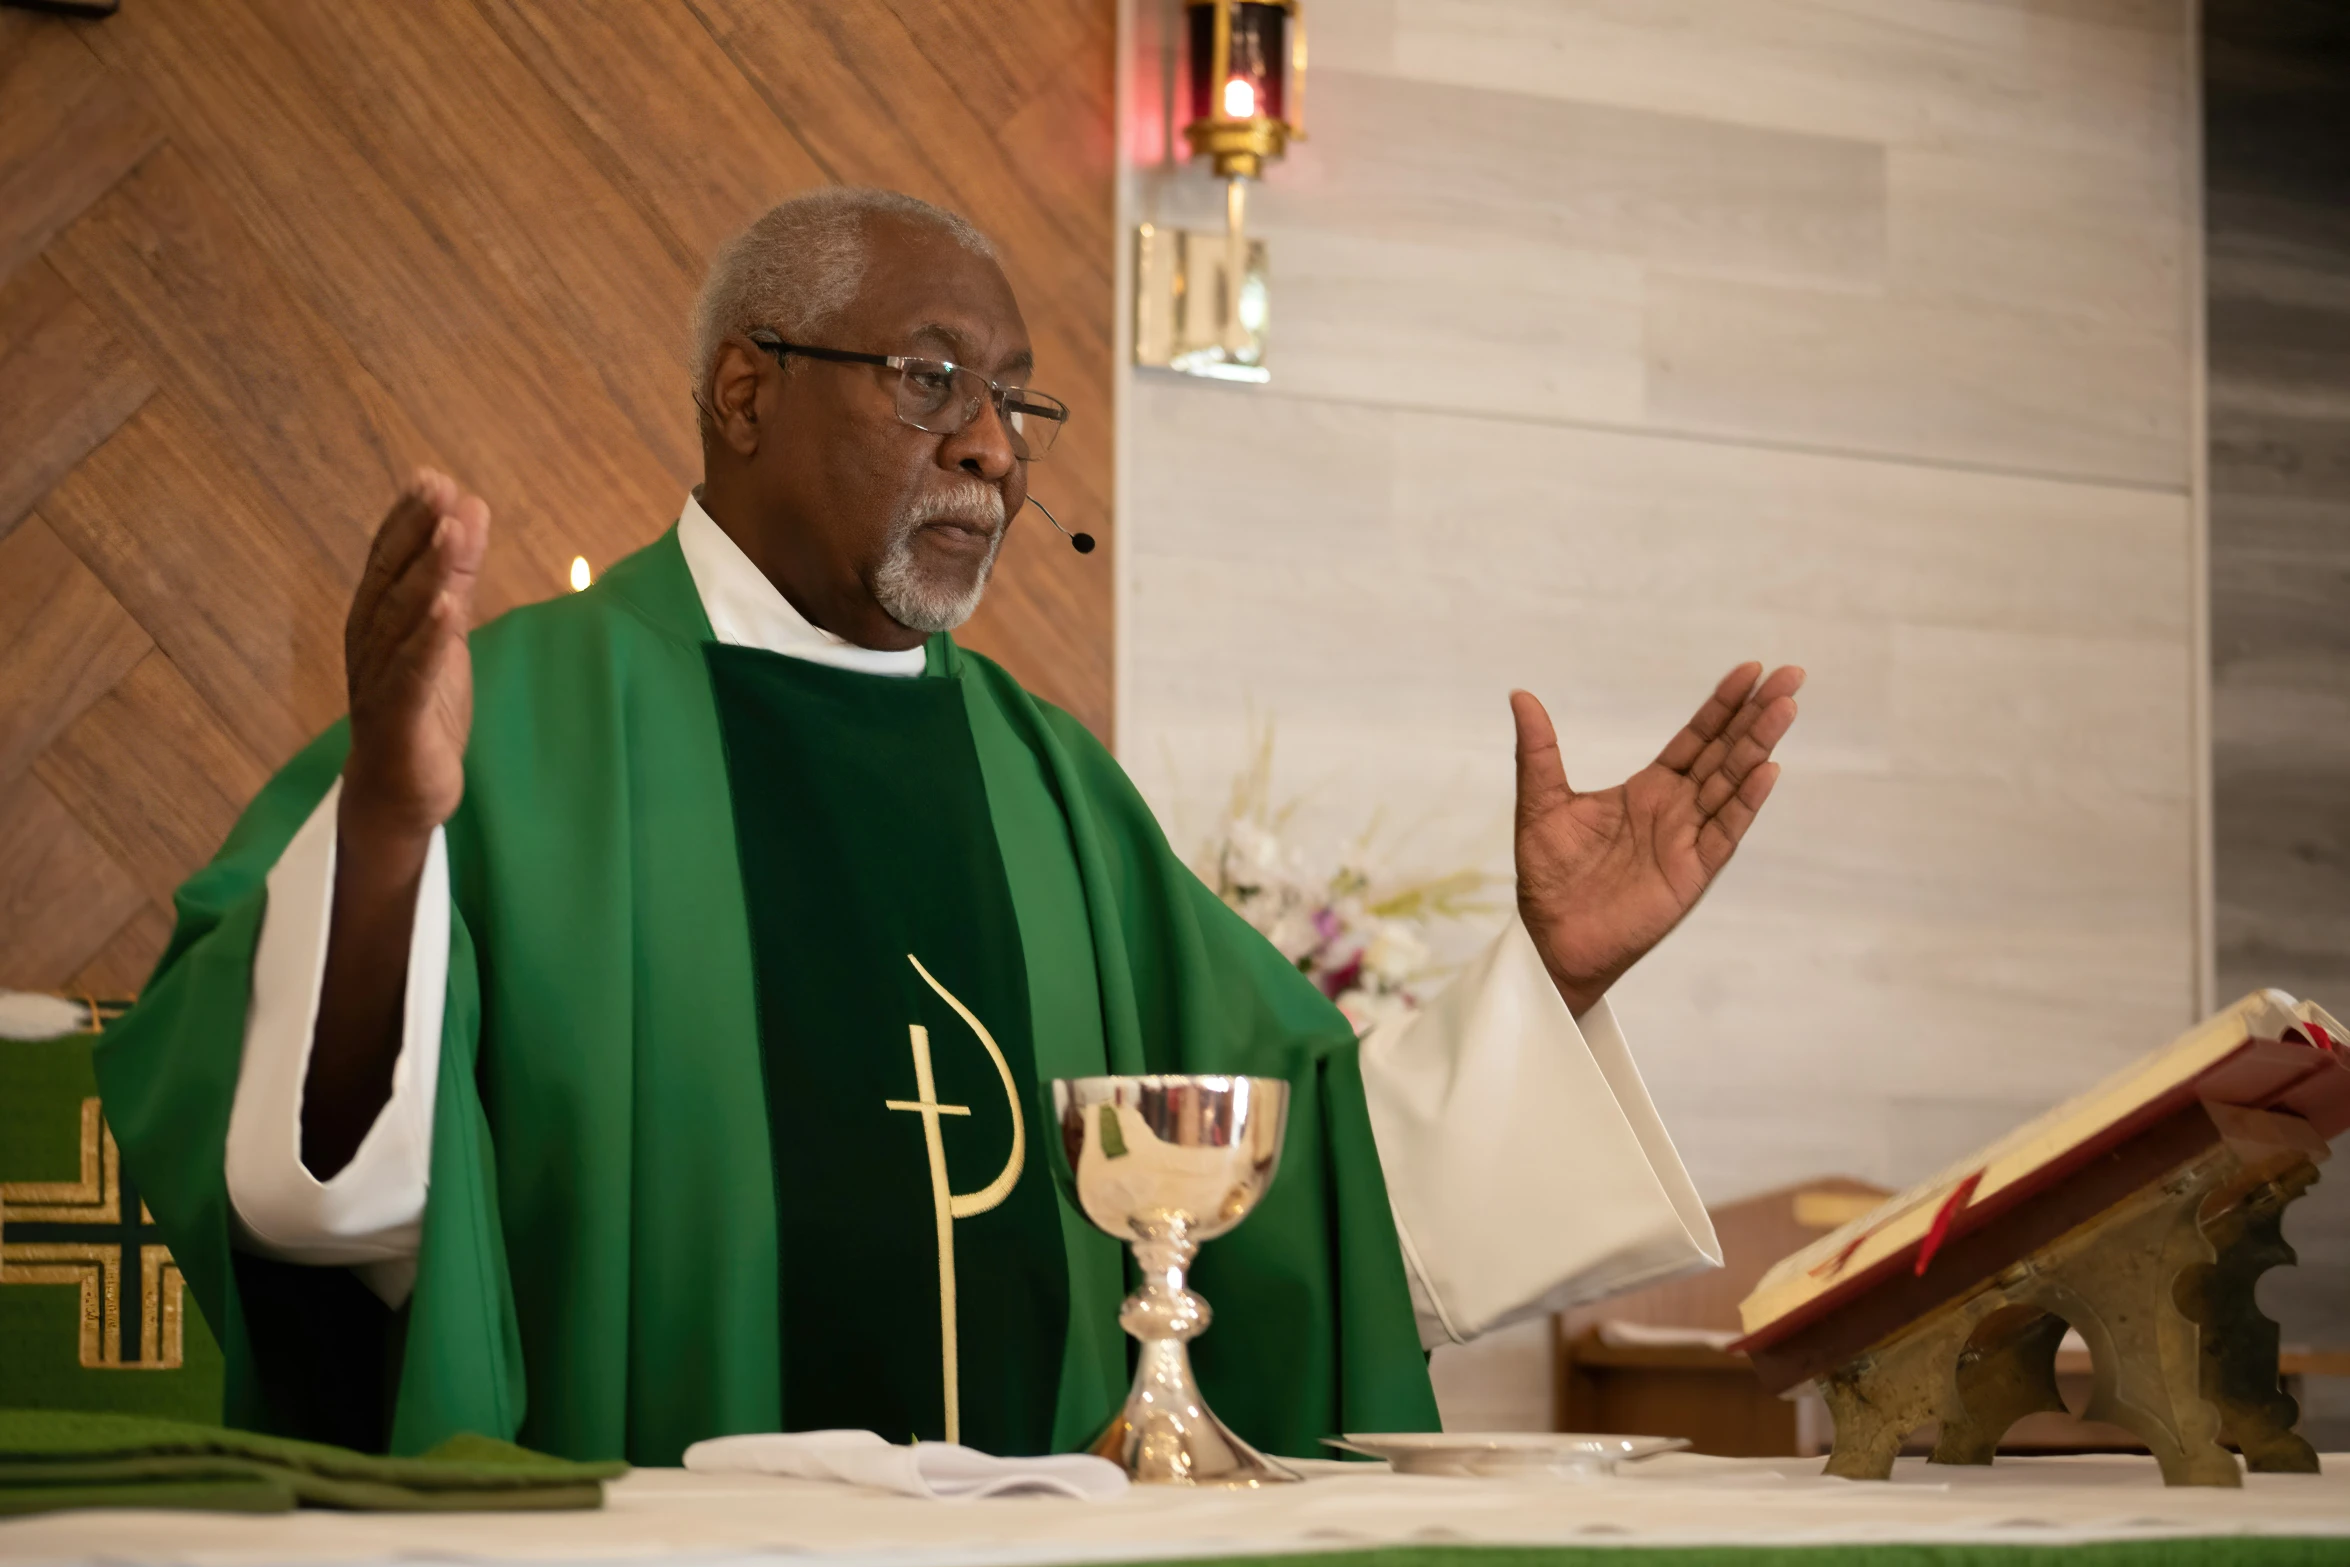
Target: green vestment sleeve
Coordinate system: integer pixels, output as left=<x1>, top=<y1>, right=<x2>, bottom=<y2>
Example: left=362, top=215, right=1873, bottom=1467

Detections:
left=90, top=726, right=523, bottom=1456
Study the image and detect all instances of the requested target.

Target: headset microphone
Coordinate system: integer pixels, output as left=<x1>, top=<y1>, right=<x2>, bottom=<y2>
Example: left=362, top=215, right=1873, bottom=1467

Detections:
left=1026, top=494, right=1095, bottom=554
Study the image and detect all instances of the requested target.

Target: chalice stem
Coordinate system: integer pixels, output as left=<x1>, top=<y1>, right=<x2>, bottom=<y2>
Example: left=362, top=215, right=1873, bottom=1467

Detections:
left=1123, top=1222, right=1209, bottom=1341
left=1090, top=1215, right=1300, bottom=1486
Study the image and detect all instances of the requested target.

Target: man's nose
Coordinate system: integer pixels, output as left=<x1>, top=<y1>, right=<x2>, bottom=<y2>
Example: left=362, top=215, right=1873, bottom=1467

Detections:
left=945, top=395, right=1018, bottom=480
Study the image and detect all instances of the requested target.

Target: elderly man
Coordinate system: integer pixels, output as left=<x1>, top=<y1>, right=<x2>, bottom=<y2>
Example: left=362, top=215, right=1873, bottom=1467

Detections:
left=99, top=188, right=1800, bottom=1466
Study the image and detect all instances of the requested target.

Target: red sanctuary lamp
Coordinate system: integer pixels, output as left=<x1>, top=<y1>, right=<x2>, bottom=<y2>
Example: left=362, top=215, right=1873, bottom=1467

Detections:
left=1136, top=0, right=1305, bottom=381
left=1182, top=0, right=1304, bottom=184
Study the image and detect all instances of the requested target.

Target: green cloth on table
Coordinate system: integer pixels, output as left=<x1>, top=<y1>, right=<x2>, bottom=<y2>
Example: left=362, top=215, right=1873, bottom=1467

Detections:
left=0, top=1409, right=622, bottom=1515
left=0, top=1034, right=225, bottom=1424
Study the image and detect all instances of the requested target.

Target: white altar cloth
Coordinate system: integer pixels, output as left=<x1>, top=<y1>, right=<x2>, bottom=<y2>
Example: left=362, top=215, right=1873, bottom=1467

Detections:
left=2, top=1455, right=2345, bottom=1566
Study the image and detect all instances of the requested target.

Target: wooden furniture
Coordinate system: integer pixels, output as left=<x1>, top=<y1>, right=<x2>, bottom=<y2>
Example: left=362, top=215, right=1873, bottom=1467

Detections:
left=1555, top=1177, right=1887, bottom=1456
left=1787, top=1105, right=2327, bottom=1485
left=1556, top=1171, right=2350, bottom=1462
left=1556, top=1332, right=1810, bottom=1457
left=1737, top=1004, right=2349, bottom=1483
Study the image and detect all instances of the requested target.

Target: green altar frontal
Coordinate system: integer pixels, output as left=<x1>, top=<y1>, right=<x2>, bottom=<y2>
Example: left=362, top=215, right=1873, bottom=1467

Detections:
left=0, top=1019, right=225, bottom=1422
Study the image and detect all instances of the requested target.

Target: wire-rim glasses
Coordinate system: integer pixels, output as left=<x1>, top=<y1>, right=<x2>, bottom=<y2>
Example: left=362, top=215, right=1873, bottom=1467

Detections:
left=747, top=330, right=1068, bottom=460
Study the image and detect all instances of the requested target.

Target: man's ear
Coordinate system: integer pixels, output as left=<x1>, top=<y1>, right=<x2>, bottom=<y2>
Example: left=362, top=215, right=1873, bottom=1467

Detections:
left=706, top=338, right=769, bottom=457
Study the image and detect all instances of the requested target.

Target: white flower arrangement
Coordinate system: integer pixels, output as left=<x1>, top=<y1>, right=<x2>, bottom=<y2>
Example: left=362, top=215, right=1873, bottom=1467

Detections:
left=1192, top=724, right=1498, bottom=1038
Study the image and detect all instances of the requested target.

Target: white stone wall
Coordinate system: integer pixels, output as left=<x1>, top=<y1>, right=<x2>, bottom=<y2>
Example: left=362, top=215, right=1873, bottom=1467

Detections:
left=1116, top=0, right=2201, bottom=1430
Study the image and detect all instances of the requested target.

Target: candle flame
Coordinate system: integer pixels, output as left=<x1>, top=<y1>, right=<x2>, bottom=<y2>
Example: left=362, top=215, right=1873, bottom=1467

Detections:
left=1223, top=76, right=1256, bottom=118
left=570, top=555, right=592, bottom=592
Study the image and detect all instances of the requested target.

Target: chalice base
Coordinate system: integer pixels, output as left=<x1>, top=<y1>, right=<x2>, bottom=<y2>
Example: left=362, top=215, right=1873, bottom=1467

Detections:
left=1088, top=1338, right=1302, bottom=1486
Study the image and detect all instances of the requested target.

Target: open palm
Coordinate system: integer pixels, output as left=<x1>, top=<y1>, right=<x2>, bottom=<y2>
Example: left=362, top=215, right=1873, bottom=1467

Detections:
left=1512, top=663, right=1804, bottom=1015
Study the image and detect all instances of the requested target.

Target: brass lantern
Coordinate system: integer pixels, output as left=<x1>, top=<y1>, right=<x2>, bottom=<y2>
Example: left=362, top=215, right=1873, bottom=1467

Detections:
left=1135, top=0, right=1306, bottom=383
left=1182, top=0, right=1305, bottom=181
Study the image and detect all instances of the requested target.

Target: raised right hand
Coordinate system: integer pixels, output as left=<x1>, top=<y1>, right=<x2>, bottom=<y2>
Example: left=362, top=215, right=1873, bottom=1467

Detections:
left=340, top=469, right=490, bottom=842
left=305, top=471, right=489, bottom=1178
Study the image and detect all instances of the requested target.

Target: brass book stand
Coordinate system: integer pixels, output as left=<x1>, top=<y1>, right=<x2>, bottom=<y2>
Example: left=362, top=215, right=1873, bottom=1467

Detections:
left=1808, top=1103, right=2325, bottom=1488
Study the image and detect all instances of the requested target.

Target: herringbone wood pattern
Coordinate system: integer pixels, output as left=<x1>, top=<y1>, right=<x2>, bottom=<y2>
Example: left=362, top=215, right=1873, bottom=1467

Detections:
left=0, top=1, right=1116, bottom=995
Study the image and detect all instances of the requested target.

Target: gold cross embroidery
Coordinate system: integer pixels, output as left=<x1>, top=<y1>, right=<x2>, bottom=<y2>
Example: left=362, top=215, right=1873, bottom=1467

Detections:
left=883, top=954, right=1024, bottom=1444
left=0, top=1097, right=187, bottom=1370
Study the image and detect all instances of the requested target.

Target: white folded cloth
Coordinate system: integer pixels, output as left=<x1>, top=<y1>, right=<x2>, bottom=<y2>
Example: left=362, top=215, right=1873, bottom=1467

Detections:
left=681, top=1430, right=1129, bottom=1502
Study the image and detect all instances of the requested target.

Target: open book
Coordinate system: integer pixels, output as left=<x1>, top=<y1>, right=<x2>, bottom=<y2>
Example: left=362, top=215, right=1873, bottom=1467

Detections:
left=1735, top=990, right=2347, bottom=1360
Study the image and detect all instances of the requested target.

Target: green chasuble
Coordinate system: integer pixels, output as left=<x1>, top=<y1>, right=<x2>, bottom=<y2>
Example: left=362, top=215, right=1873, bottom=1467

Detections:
left=94, top=527, right=1439, bottom=1466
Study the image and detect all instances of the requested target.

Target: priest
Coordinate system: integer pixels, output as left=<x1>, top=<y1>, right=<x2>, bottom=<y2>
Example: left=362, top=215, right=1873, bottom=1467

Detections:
left=96, top=188, right=1801, bottom=1466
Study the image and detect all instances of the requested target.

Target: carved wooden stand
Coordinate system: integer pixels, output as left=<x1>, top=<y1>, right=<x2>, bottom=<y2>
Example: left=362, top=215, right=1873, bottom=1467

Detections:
left=1817, top=1106, right=2326, bottom=1488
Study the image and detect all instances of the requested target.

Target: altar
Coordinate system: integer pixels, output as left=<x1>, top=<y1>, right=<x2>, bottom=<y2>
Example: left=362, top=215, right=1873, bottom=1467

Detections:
left=4, top=1456, right=2345, bottom=1567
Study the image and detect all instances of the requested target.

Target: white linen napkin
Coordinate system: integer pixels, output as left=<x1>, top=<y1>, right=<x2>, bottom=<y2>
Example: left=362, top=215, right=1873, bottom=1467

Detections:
left=682, top=1430, right=1129, bottom=1502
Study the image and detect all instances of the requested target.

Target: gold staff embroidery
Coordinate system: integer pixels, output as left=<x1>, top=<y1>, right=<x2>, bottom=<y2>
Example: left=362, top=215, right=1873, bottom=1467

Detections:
left=883, top=954, right=1024, bottom=1444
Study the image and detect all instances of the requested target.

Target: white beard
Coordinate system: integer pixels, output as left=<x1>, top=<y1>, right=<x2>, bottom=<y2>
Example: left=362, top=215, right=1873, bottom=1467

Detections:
left=871, top=479, right=1008, bottom=634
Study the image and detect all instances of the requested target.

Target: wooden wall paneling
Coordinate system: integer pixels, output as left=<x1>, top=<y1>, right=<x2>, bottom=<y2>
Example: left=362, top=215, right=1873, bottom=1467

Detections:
left=696, top=0, right=1110, bottom=270
left=1888, top=149, right=2186, bottom=347
left=32, top=652, right=272, bottom=908
left=1262, top=69, right=1889, bottom=291
left=40, top=397, right=362, bottom=764
left=0, top=774, right=145, bottom=989
left=886, top=0, right=1106, bottom=132
left=2207, top=0, right=2350, bottom=1009
left=1242, top=225, right=1649, bottom=427
left=77, top=0, right=693, bottom=609
left=238, top=0, right=708, bottom=486
left=0, top=17, right=161, bottom=281
left=963, top=16, right=1118, bottom=738
left=1643, top=272, right=2191, bottom=486
left=471, top=0, right=831, bottom=263
left=69, top=902, right=178, bottom=999
left=45, top=146, right=433, bottom=586
left=0, top=516, right=152, bottom=779
left=1373, top=0, right=2184, bottom=163
left=2204, top=0, right=2350, bottom=1415
left=1283, top=2, right=2193, bottom=491
left=0, top=261, right=154, bottom=539
left=0, top=2, right=1117, bottom=988
left=69, top=910, right=176, bottom=997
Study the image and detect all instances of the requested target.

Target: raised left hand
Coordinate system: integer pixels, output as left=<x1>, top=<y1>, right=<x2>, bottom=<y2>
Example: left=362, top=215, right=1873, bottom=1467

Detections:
left=1512, top=663, right=1804, bottom=1016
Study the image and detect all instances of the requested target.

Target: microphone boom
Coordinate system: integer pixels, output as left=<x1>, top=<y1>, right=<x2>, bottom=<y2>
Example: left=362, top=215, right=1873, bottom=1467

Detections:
left=1026, top=494, right=1096, bottom=554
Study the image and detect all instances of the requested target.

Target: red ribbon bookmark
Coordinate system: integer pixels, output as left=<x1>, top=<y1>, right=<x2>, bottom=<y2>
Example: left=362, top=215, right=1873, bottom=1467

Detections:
left=1914, top=1170, right=1984, bottom=1277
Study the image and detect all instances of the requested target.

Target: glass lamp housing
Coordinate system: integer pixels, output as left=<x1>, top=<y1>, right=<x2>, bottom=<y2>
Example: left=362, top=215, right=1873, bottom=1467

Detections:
left=1181, top=0, right=1304, bottom=180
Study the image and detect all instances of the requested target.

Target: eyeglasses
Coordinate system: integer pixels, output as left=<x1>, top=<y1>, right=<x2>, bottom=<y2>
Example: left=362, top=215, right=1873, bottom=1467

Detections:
left=747, top=331, right=1068, bottom=460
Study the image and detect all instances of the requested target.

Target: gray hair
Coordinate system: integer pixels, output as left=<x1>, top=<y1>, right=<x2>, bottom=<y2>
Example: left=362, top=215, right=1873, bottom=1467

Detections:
left=689, top=187, right=996, bottom=414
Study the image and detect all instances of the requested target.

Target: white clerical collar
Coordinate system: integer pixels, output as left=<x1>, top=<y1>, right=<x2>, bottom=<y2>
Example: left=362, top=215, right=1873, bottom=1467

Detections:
left=674, top=492, right=927, bottom=679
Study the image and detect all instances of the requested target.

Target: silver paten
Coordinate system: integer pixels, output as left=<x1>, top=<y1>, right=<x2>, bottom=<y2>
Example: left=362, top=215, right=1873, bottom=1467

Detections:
left=1048, top=1074, right=1300, bottom=1487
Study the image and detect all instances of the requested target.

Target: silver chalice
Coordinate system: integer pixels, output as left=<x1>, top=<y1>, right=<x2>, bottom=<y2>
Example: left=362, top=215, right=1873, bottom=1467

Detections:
left=1048, top=1074, right=1301, bottom=1486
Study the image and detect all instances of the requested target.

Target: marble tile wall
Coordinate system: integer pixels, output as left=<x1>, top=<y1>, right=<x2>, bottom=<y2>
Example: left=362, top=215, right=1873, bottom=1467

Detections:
left=1116, top=0, right=2205, bottom=1430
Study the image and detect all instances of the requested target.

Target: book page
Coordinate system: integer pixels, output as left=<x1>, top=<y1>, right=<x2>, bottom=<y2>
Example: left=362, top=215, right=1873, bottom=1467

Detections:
left=1738, top=990, right=2307, bottom=1337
